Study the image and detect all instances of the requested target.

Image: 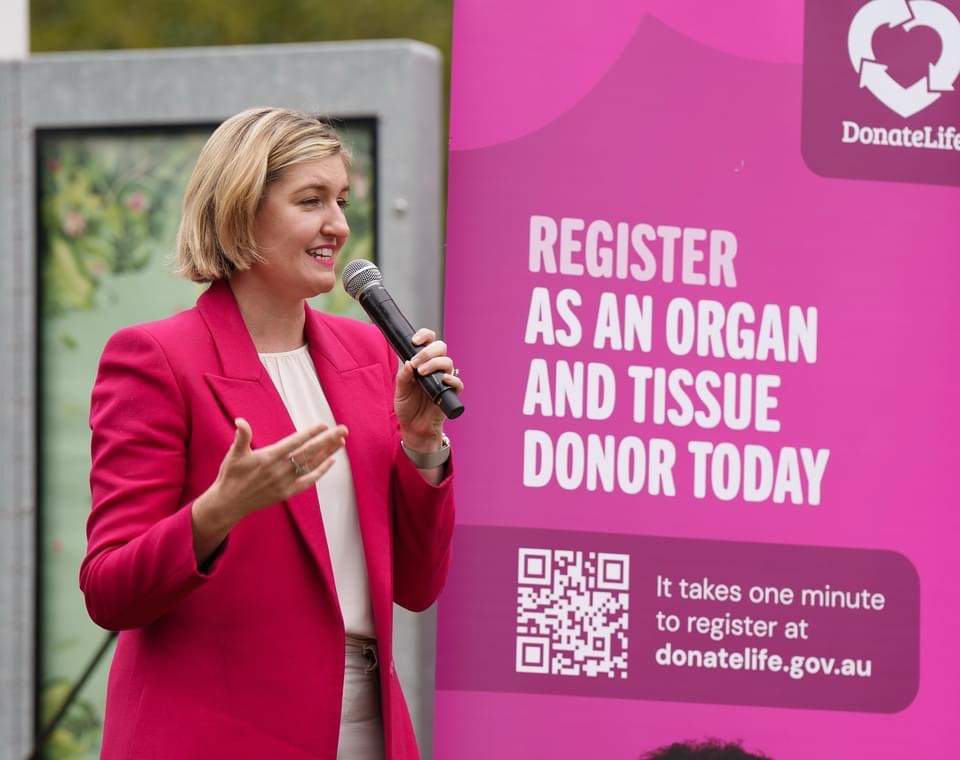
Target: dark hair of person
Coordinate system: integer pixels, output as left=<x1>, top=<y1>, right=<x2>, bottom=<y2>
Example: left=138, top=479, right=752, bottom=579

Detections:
left=642, top=739, right=772, bottom=760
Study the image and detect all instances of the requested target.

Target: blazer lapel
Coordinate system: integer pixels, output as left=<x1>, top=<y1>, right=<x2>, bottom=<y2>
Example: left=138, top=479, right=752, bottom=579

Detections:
left=197, top=281, right=340, bottom=613
left=304, top=309, right=394, bottom=633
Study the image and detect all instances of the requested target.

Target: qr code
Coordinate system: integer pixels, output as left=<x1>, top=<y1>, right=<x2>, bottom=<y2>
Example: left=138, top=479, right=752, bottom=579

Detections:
left=515, top=548, right=629, bottom=679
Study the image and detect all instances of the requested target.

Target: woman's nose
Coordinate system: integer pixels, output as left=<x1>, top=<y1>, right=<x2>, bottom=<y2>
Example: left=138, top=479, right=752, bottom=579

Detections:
left=323, top=207, right=350, bottom=238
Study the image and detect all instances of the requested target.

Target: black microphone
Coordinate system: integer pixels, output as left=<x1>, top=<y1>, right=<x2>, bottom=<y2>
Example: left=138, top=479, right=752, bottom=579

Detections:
left=342, top=260, right=464, bottom=419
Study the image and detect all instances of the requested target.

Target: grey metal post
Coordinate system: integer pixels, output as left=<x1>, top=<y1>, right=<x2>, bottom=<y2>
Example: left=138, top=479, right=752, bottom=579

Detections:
left=0, top=57, right=34, bottom=760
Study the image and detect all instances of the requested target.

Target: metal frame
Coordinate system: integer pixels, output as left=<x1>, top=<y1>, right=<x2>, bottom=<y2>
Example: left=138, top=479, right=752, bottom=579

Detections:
left=0, top=40, right=443, bottom=760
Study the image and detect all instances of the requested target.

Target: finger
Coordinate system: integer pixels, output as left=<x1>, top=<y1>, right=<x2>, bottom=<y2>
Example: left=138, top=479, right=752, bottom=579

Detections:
left=300, top=456, right=337, bottom=487
left=410, top=328, right=436, bottom=348
left=290, top=424, right=349, bottom=465
left=415, top=355, right=454, bottom=377
left=303, top=458, right=337, bottom=484
left=264, top=421, right=329, bottom=459
left=230, top=417, right=253, bottom=456
left=396, top=360, right=417, bottom=388
left=410, top=340, right=448, bottom=369
left=440, top=374, right=465, bottom=392
left=287, top=457, right=338, bottom=496
left=307, top=423, right=348, bottom=449
left=315, top=424, right=349, bottom=457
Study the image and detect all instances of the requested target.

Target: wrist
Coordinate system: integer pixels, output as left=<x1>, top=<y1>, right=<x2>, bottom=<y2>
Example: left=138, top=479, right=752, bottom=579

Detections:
left=193, top=485, right=237, bottom=535
left=190, top=486, right=237, bottom=568
left=401, top=433, right=450, bottom=469
left=400, top=429, right=444, bottom=452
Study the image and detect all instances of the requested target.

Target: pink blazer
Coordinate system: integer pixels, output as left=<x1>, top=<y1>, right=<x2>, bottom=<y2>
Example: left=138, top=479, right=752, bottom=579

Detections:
left=80, top=280, right=454, bottom=759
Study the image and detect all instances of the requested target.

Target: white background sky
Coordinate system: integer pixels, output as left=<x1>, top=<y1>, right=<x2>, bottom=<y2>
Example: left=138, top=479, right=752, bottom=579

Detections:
left=0, top=0, right=28, bottom=58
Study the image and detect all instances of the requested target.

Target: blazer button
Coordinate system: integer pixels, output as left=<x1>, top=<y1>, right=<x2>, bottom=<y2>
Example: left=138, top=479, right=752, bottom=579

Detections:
left=389, top=660, right=395, bottom=675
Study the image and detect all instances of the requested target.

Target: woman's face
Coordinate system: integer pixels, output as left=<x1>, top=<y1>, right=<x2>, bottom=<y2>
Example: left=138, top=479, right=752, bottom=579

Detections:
left=249, top=154, right=350, bottom=302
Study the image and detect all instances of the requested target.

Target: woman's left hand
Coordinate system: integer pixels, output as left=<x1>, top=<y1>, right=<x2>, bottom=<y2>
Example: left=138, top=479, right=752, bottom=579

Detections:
left=395, top=328, right=464, bottom=450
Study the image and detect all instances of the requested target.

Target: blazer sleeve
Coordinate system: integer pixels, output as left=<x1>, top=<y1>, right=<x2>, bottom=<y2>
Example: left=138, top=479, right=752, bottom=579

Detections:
left=378, top=335, right=456, bottom=612
left=80, top=325, right=225, bottom=631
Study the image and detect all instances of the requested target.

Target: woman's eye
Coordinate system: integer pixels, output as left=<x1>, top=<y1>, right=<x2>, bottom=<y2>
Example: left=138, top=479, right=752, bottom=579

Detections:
left=337, top=199, right=351, bottom=210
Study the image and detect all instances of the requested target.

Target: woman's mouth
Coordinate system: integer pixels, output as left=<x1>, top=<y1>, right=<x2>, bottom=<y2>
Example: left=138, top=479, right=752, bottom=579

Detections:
left=305, top=247, right=336, bottom=266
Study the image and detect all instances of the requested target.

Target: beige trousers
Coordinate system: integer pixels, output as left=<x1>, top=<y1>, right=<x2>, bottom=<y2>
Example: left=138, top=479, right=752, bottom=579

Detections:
left=337, top=637, right=385, bottom=760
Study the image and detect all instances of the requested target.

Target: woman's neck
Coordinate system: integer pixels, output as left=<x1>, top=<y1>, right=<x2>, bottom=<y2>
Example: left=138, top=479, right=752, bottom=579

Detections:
left=228, top=275, right=307, bottom=353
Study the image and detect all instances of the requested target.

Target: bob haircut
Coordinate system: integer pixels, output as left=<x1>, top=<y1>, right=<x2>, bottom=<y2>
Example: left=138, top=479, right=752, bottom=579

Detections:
left=174, top=106, right=350, bottom=282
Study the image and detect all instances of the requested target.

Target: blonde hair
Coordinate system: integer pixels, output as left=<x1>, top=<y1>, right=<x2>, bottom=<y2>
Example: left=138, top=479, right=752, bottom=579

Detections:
left=174, top=107, right=350, bottom=282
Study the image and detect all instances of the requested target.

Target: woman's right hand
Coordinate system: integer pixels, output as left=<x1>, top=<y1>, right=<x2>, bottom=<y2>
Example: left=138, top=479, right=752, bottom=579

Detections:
left=190, top=417, right=348, bottom=565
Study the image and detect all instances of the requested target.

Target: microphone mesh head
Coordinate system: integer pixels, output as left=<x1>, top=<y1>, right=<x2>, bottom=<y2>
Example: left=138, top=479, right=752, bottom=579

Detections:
left=342, top=259, right=382, bottom=299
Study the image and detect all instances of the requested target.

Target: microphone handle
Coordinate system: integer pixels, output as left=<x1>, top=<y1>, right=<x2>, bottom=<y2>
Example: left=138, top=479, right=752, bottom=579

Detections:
left=358, top=286, right=464, bottom=419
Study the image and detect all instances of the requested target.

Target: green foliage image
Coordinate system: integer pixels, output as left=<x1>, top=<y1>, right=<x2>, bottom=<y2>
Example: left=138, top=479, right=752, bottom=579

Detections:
left=39, top=679, right=102, bottom=759
left=40, top=133, right=204, bottom=318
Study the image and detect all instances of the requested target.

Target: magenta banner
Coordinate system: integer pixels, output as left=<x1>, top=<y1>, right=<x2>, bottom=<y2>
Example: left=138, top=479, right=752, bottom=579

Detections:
left=437, top=1, right=960, bottom=758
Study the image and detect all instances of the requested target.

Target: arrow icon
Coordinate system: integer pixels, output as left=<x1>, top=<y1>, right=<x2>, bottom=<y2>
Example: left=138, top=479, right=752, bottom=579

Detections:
left=859, top=59, right=941, bottom=115
left=848, top=0, right=915, bottom=73
left=904, top=0, right=960, bottom=92
left=928, top=60, right=955, bottom=90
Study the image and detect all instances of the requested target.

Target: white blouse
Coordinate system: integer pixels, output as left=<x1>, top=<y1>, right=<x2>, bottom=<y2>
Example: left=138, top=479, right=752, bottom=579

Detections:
left=258, top=345, right=375, bottom=638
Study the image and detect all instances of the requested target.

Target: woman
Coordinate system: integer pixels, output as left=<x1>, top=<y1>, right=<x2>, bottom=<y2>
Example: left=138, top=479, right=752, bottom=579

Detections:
left=80, top=107, right=460, bottom=759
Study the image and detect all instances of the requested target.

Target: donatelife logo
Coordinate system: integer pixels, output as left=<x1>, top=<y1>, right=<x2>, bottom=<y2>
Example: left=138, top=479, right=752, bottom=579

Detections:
left=802, top=0, right=960, bottom=186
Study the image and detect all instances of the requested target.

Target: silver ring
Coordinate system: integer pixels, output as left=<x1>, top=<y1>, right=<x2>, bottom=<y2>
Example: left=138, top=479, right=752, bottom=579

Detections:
left=451, top=367, right=460, bottom=377
left=290, top=456, right=309, bottom=477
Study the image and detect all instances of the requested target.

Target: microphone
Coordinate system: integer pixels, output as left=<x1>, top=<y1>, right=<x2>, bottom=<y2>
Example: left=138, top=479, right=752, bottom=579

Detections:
left=342, top=260, right=464, bottom=419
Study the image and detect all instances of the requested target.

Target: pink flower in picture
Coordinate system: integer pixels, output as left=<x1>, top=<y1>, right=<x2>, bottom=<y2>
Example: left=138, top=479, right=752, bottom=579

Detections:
left=62, top=210, right=87, bottom=237
left=124, top=192, right=148, bottom=212
left=350, top=172, right=370, bottom=201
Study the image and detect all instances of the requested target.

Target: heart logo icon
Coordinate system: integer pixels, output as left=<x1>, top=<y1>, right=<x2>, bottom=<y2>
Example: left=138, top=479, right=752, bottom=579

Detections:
left=848, top=0, right=960, bottom=117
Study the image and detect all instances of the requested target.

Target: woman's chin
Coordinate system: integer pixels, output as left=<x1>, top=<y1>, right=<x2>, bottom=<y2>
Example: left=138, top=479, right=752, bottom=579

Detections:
left=304, top=275, right=337, bottom=299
